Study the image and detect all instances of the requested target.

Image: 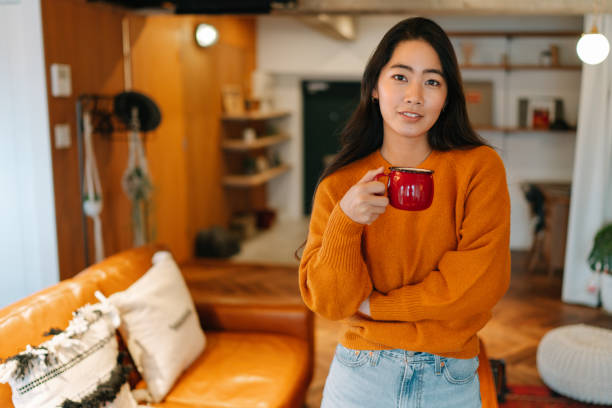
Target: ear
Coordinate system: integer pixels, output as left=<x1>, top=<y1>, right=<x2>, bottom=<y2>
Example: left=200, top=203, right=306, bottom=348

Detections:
left=372, top=88, right=379, bottom=100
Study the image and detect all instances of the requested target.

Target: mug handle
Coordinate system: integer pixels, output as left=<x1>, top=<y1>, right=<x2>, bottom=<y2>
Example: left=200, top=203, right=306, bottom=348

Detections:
left=374, top=171, right=390, bottom=196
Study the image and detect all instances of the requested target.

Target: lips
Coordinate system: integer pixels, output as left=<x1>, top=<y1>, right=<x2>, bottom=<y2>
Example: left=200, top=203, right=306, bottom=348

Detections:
left=399, top=111, right=423, bottom=119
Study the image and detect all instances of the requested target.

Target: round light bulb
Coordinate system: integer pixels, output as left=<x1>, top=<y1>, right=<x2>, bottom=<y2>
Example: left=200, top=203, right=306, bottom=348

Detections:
left=577, top=32, right=610, bottom=65
left=195, top=23, right=218, bottom=48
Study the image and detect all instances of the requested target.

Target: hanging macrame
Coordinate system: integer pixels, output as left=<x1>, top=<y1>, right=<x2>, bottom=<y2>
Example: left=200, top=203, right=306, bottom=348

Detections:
left=114, top=91, right=161, bottom=247
left=82, top=111, right=105, bottom=262
left=122, top=107, right=153, bottom=247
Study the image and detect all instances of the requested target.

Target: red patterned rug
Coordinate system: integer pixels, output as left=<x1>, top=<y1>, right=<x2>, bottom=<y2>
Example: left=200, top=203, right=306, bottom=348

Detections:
left=501, top=385, right=612, bottom=408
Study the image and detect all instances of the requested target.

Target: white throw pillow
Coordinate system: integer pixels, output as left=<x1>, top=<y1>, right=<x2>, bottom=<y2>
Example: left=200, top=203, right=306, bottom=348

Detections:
left=106, top=250, right=206, bottom=402
left=0, top=302, right=139, bottom=408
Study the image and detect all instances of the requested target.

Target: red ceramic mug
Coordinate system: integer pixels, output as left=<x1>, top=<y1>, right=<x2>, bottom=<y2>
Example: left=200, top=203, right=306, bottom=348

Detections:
left=375, top=167, right=435, bottom=211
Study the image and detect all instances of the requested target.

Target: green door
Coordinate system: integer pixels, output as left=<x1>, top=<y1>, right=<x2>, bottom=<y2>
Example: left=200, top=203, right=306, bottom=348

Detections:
left=302, top=80, right=361, bottom=214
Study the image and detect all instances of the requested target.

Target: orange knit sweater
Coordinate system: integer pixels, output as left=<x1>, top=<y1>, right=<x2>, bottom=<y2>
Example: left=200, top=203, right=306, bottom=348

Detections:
left=299, top=146, right=511, bottom=358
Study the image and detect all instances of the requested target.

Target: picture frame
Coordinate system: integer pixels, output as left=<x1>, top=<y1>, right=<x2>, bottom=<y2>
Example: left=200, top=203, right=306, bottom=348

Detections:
left=527, top=96, right=556, bottom=129
left=221, top=84, right=245, bottom=115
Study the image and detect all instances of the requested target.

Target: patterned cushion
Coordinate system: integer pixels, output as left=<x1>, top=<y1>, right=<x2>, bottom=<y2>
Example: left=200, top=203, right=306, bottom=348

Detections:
left=0, top=302, right=138, bottom=408
left=106, top=251, right=206, bottom=403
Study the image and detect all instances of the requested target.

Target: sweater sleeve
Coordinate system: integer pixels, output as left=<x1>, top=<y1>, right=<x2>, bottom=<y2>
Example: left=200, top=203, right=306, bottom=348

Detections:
left=298, top=178, right=374, bottom=321
left=369, top=152, right=511, bottom=322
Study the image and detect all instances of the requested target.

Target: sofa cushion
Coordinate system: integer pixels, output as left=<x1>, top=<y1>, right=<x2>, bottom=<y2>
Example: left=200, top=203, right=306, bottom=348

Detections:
left=155, top=331, right=309, bottom=408
left=0, top=302, right=138, bottom=408
left=107, top=251, right=205, bottom=403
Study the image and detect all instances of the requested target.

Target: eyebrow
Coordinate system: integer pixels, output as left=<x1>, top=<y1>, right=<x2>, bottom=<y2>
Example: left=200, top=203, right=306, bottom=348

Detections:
left=389, top=64, right=444, bottom=77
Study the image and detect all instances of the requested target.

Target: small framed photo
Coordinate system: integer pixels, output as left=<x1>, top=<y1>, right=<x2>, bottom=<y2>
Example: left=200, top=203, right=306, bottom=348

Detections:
left=221, top=84, right=245, bottom=115
left=527, top=96, right=555, bottom=130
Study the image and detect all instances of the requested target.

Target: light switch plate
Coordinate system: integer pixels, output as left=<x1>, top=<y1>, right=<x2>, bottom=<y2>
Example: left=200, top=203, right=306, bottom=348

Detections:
left=54, top=123, right=71, bottom=149
left=50, top=64, right=72, bottom=97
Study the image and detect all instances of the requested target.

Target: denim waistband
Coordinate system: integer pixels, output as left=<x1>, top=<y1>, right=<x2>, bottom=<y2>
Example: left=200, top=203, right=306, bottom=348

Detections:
left=379, top=349, right=442, bottom=363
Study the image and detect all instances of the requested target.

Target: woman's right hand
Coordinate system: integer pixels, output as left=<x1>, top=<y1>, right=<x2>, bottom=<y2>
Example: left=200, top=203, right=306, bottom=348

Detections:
left=339, top=167, right=389, bottom=225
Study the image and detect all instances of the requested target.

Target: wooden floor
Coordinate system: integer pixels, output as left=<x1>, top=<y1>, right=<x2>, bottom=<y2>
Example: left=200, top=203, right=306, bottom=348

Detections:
left=182, top=252, right=612, bottom=408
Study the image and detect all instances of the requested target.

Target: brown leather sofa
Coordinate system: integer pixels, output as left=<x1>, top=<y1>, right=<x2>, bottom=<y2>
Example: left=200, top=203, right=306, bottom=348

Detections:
left=0, top=246, right=314, bottom=408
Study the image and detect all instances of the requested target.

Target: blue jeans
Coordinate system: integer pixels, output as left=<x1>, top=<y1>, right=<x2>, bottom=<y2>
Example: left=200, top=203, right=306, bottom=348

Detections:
left=321, top=344, right=481, bottom=408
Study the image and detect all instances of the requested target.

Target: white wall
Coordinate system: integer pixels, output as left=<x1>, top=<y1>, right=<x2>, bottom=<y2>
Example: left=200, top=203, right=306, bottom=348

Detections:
left=257, top=14, right=582, bottom=249
left=0, top=0, right=59, bottom=308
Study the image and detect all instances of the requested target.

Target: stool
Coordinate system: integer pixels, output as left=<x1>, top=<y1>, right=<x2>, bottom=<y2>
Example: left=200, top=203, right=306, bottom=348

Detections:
left=537, top=324, right=612, bottom=405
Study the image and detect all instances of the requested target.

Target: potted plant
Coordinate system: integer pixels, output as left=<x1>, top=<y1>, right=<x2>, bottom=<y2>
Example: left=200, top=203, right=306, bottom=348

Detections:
left=588, top=223, right=612, bottom=312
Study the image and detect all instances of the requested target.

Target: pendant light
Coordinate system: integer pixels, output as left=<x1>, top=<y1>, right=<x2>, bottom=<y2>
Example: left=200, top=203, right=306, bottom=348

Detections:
left=577, top=1, right=610, bottom=65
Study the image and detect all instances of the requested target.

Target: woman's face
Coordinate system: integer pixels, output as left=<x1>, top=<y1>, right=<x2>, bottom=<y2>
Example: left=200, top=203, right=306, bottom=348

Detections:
left=372, top=39, right=447, bottom=143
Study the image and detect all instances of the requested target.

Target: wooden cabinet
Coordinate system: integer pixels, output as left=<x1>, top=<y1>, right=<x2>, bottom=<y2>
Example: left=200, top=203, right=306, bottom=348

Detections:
left=220, top=111, right=291, bottom=215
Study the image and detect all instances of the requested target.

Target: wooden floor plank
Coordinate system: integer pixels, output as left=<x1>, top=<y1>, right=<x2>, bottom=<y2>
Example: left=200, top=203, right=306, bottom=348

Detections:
left=181, top=252, right=612, bottom=407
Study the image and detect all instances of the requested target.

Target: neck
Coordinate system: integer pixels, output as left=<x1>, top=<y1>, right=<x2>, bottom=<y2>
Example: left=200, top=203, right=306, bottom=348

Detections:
left=380, top=135, right=432, bottom=168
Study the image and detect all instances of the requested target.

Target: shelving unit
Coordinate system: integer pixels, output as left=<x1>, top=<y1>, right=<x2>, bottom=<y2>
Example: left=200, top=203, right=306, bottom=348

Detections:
left=450, top=30, right=582, bottom=134
left=219, top=110, right=292, bottom=221
left=221, top=133, right=290, bottom=151
left=222, top=164, right=291, bottom=187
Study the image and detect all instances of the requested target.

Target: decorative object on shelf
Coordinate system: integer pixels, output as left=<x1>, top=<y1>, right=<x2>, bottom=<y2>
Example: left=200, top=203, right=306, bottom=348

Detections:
left=114, top=91, right=161, bottom=247
left=500, top=52, right=509, bottom=67
left=549, top=44, right=560, bottom=66
left=587, top=223, right=612, bottom=311
left=242, top=127, right=256, bottom=143
left=577, top=1, right=610, bottom=65
left=194, top=23, right=218, bottom=48
left=549, top=99, right=571, bottom=130
left=221, top=84, right=245, bottom=115
left=251, top=70, right=274, bottom=113
left=539, top=49, right=552, bottom=66
left=255, top=155, right=270, bottom=173
left=463, top=81, right=493, bottom=128
left=518, top=98, right=529, bottom=128
left=527, top=96, right=556, bottom=130
left=243, top=157, right=257, bottom=174
left=461, top=41, right=475, bottom=66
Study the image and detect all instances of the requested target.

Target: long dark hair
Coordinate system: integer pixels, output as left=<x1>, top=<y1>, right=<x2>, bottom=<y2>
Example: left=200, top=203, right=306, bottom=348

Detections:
left=296, top=17, right=488, bottom=260
left=318, top=17, right=488, bottom=184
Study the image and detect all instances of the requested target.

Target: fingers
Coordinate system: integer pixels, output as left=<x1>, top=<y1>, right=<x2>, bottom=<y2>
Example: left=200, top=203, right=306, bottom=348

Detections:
left=358, top=167, right=385, bottom=184
left=363, top=180, right=386, bottom=195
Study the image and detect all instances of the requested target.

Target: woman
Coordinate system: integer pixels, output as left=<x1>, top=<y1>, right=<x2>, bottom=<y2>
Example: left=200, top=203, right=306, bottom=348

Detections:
left=298, top=17, right=511, bottom=407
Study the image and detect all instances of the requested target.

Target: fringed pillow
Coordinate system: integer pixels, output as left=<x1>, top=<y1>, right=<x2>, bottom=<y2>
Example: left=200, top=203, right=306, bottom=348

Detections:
left=0, top=302, right=140, bottom=408
left=105, top=251, right=206, bottom=403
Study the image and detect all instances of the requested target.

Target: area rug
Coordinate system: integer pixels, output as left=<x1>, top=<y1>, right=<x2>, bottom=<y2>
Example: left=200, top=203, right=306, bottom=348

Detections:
left=501, top=385, right=612, bottom=408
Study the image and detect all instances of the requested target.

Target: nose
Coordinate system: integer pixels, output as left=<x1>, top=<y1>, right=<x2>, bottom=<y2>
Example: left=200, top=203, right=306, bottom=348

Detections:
left=404, top=81, right=423, bottom=105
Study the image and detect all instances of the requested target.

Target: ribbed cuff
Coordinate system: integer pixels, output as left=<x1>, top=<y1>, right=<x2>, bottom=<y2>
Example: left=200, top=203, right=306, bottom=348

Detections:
left=369, top=289, right=425, bottom=322
left=318, top=204, right=365, bottom=269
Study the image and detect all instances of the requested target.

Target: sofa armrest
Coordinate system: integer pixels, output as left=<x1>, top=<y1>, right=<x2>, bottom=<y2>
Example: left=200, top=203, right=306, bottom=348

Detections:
left=194, top=302, right=314, bottom=344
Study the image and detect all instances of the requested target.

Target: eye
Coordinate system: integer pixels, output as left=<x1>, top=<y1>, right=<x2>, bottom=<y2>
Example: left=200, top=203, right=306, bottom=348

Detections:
left=392, top=74, right=407, bottom=81
left=426, top=79, right=441, bottom=87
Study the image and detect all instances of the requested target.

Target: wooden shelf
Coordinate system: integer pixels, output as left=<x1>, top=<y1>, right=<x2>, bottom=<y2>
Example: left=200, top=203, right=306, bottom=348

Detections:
left=448, top=31, right=581, bottom=38
left=476, top=126, right=576, bottom=133
left=461, top=64, right=581, bottom=71
left=221, top=134, right=290, bottom=151
left=223, top=164, right=291, bottom=187
left=221, top=110, right=290, bottom=122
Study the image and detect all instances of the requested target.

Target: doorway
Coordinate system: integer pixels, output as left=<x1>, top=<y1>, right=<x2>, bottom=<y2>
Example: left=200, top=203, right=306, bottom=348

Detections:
left=302, top=80, right=361, bottom=214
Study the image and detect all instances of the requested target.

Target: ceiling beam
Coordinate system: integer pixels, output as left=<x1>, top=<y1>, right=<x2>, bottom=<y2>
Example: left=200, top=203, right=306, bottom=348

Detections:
left=278, top=0, right=611, bottom=15
left=296, top=14, right=356, bottom=41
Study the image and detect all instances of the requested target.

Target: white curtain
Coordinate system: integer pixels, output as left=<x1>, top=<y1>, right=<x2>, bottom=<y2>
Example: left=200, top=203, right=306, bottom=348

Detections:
left=563, top=14, right=612, bottom=307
